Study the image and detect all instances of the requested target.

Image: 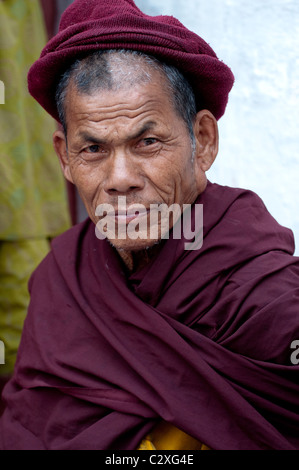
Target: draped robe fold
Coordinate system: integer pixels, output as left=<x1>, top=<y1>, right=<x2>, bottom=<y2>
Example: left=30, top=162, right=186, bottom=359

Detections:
left=1, top=182, right=299, bottom=450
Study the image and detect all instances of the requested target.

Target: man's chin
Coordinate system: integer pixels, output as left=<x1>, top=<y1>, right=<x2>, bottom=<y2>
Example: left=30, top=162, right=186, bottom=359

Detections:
left=107, top=236, right=161, bottom=253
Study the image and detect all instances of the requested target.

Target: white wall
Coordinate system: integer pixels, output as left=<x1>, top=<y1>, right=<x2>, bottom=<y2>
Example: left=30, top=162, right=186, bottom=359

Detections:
left=135, top=0, right=299, bottom=254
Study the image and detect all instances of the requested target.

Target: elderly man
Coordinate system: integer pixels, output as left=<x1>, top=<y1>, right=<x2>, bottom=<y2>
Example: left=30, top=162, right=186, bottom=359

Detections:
left=0, top=0, right=299, bottom=450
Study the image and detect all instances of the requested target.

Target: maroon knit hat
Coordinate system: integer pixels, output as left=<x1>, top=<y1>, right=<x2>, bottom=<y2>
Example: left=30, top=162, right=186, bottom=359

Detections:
left=28, top=0, right=234, bottom=122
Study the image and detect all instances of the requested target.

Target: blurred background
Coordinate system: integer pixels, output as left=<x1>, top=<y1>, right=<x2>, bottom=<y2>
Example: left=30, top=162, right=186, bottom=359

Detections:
left=0, top=0, right=298, bottom=404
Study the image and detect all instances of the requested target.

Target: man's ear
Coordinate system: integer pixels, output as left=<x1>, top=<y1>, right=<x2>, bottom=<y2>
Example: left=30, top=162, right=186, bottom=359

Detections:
left=193, top=110, right=219, bottom=173
left=53, top=130, right=74, bottom=184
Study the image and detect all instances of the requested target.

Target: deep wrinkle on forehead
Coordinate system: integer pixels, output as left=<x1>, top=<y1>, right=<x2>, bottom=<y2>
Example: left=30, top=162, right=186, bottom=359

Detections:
left=72, top=92, right=169, bottom=121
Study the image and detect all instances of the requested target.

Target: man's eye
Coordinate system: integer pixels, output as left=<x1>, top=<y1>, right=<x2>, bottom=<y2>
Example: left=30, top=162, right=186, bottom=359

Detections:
left=144, top=138, right=157, bottom=146
left=137, top=138, right=158, bottom=148
left=85, top=145, right=100, bottom=153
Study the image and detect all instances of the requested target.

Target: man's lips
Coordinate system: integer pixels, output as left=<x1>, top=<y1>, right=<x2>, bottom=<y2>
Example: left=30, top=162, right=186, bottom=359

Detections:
left=105, top=207, right=150, bottom=222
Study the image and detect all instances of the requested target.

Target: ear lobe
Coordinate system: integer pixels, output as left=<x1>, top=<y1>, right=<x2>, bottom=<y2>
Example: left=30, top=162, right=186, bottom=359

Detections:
left=53, top=130, right=74, bottom=184
left=193, top=110, right=219, bottom=172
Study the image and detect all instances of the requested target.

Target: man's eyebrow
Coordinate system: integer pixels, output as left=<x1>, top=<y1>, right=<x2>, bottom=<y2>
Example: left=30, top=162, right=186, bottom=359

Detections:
left=76, top=121, right=157, bottom=144
left=76, top=132, right=105, bottom=145
left=129, top=121, right=157, bottom=141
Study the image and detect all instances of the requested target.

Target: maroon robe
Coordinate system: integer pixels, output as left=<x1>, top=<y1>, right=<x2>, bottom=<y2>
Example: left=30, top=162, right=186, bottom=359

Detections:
left=1, top=182, right=299, bottom=450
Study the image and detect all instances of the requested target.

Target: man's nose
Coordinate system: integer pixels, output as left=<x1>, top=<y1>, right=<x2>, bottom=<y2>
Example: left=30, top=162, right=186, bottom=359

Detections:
left=103, top=150, right=144, bottom=195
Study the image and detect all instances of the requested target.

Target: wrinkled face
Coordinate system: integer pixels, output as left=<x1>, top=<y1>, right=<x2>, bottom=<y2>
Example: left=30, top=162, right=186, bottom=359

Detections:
left=54, top=73, right=206, bottom=252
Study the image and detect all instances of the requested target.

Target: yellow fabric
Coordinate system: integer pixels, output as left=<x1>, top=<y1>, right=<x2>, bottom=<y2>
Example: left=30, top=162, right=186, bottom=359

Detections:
left=137, top=421, right=210, bottom=451
left=137, top=437, right=157, bottom=451
left=0, top=0, right=71, bottom=376
left=0, top=239, right=50, bottom=375
left=0, top=0, right=70, bottom=240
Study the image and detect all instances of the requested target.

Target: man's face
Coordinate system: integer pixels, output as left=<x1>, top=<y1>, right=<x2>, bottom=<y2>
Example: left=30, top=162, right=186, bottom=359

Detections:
left=54, top=73, right=208, bottom=253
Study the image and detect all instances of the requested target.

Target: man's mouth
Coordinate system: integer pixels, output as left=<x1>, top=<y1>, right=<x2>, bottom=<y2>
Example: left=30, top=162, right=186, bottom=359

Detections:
left=107, top=206, right=150, bottom=223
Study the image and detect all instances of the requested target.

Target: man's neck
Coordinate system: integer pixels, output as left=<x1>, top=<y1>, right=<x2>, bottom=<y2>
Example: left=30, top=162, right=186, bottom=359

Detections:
left=116, top=244, right=161, bottom=273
